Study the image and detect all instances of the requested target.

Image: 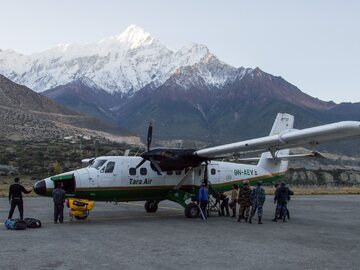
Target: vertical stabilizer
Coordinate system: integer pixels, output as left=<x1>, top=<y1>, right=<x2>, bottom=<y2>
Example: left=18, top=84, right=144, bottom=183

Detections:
left=258, top=113, right=294, bottom=173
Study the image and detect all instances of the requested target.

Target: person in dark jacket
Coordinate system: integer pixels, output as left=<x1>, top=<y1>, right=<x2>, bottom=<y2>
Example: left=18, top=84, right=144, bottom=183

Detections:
left=219, top=192, right=230, bottom=216
left=198, top=182, right=209, bottom=219
left=52, top=182, right=66, bottom=224
left=249, top=181, right=266, bottom=224
left=272, top=182, right=290, bottom=222
left=237, top=181, right=252, bottom=222
left=8, top=177, right=32, bottom=220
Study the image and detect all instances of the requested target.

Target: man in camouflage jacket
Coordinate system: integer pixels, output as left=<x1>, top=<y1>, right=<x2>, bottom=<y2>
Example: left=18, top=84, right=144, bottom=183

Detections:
left=237, top=181, right=251, bottom=222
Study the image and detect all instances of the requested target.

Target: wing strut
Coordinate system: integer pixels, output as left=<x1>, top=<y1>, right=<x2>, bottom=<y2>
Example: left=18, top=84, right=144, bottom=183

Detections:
left=172, top=168, right=194, bottom=190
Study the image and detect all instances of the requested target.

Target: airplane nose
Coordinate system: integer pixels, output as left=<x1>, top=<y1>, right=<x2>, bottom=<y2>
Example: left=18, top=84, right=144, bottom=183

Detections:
left=34, top=180, right=47, bottom=196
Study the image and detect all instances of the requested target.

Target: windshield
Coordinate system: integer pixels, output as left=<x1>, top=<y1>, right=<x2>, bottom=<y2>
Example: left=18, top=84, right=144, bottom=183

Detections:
left=91, top=159, right=107, bottom=170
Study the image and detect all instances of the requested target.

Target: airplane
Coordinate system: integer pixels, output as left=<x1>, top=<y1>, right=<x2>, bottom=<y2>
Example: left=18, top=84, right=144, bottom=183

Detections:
left=33, top=113, right=360, bottom=219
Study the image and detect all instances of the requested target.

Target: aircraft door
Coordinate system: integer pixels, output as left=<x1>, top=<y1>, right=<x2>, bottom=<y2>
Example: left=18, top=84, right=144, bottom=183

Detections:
left=208, top=164, right=220, bottom=184
left=97, top=161, right=117, bottom=186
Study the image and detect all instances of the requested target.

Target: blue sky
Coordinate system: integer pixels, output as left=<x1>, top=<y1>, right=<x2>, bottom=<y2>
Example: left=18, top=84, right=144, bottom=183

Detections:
left=0, top=0, right=359, bottom=103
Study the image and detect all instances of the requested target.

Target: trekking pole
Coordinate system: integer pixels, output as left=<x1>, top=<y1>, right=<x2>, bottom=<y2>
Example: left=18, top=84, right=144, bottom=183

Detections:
left=198, top=203, right=206, bottom=220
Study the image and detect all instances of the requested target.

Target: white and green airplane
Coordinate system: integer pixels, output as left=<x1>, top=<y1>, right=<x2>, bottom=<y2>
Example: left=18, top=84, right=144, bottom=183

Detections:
left=34, top=113, right=360, bottom=218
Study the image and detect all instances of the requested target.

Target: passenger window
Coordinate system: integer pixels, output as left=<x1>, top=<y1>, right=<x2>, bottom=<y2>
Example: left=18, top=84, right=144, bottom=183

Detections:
left=129, top=168, right=136, bottom=175
left=140, top=168, right=147, bottom=175
left=104, top=162, right=115, bottom=173
left=167, top=171, right=173, bottom=175
left=211, top=168, right=216, bottom=175
left=175, top=170, right=182, bottom=175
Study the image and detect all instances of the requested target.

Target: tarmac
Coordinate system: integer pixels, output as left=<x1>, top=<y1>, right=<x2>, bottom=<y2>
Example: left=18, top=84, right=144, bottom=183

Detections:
left=0, top=195, right=359, bottom=270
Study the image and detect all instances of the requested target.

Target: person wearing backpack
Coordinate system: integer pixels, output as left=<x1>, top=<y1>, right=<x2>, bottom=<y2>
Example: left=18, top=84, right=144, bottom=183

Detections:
left=52, top=182, right=66, bottom=224
left=8, top=177, right=32, bottom=220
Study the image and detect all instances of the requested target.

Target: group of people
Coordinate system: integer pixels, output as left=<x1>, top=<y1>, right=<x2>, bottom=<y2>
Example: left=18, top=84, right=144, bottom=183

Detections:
left=198, top=180, right=293, bottom=223
left=7, top=177, right=66, bottom=224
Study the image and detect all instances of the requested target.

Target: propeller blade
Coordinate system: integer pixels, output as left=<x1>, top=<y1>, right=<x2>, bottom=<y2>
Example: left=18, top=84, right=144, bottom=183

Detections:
left=135, top=158, right=146, bottom=169
left=149, top=157, right=162, bottom=175
left=203, top=162, right=208, bottom=185
left=147, top=123, right=153, bottom=151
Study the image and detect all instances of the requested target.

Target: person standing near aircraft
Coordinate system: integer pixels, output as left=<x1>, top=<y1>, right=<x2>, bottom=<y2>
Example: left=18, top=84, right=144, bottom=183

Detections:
left=52, top=182, right=66, bottom=224
left=237, top=181, right=252, bottom=222
left=273, top=182, right=290, bottom=222
left=8, top=177, right=32, bottom=220
left=249, top=181, right=266, bottom=224
left=219, top=192, right=230, bottom=216
left=230, top=184, right=239, bottom=218
left=198, top=182, right=209, bottom=219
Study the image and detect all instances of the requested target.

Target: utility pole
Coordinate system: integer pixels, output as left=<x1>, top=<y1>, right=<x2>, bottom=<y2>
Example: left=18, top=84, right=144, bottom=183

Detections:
left=79, top=136, right=83, bottom=160
left=94, top=139, right=99, bottom=157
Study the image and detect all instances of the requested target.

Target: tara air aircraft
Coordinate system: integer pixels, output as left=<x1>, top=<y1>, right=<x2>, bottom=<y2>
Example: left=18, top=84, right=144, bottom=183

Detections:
left=34, top=113, right=360, bottom=218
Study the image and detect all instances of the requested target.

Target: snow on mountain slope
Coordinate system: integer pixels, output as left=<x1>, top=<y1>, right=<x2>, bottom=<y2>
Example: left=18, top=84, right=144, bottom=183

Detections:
left=0, top=25, right=238, bottom=94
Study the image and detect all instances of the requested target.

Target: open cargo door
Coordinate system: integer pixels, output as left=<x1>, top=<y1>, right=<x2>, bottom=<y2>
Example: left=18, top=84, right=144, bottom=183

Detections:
left=51, top=174, right=76, bottom=195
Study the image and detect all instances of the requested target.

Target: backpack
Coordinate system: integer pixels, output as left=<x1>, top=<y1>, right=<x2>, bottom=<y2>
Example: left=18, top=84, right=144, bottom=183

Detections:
left=23, top=218, right=42, bottom=228
left=4, top=219, right=27, bottom=230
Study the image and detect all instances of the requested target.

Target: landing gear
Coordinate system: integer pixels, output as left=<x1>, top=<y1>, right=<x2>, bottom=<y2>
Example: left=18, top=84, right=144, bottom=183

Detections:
left=144, top=200, right=159, bottom=213
left=185, top=202, right=200, bottom=218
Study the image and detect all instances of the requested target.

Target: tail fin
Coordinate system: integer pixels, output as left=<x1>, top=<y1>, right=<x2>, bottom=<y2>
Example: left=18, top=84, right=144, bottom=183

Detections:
left=258, top=113, right=294, bottom=173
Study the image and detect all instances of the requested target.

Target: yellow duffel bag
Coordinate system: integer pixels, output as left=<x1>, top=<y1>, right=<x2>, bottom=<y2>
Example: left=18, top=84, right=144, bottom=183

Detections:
left=67, top=198, right=95, bottom=211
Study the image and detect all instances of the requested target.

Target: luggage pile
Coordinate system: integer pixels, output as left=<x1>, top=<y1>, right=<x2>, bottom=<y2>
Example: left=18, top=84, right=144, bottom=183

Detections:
left=4, top=218, right=41, bottom=230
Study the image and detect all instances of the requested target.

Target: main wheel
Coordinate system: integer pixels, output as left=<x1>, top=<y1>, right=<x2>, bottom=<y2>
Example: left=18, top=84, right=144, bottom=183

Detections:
left=185, top=203, right=200, bottom=218
left=144, top=200, right=158, bottom=213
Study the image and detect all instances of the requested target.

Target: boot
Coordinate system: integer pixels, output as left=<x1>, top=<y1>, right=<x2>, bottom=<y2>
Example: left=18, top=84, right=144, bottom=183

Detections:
left=245, top=217, right=248, bottom=223
left=272, top=217, right=278, bottom=222
left=249, top=218, right=252, bottom=224
left=231, top=208, right=236, bottom=218
left=258, top=217, right=263, bottom=224
left=283, top=216, right=286, bottom=222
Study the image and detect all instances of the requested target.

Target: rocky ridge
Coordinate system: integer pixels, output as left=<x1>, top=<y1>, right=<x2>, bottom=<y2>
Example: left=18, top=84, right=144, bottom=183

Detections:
left=0, top=75, right=139, bottom=144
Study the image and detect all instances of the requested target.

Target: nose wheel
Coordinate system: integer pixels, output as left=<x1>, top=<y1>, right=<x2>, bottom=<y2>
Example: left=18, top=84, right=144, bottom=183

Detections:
left=185, top=203, right=200, bottom=218
left=144, top=200, right=159, bottom=213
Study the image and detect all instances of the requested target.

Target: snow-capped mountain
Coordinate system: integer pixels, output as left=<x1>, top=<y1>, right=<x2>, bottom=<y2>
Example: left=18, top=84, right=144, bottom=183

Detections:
left=0, top=25, right=237, bottom=93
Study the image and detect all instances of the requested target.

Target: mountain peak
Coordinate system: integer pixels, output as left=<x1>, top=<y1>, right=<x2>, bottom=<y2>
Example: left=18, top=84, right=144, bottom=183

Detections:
left=116, top=25, right=154, bottom=49
left=178, top=43, right=210, bottom=57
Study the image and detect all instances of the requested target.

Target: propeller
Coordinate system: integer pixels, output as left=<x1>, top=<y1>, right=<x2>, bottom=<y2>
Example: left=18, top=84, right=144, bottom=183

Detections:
left=147, top=123, right=153, bottom=152
left=203, top=161, right=209, bottom=186
left=135, top=123, right=162, bottom=175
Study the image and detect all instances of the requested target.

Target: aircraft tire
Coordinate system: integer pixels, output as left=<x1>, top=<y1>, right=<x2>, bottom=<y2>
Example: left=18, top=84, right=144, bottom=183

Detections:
left=185, top=203, right=200, bottom=218
left=145, top=200, right=158, bottom=213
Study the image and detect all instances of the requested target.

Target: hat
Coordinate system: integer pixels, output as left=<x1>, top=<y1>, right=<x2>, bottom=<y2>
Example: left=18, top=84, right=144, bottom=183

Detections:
left=14, top=177, right=20, bottom=182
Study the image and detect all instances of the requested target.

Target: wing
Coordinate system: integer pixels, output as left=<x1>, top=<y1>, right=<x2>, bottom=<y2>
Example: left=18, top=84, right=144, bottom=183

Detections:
left=195, top=121, right=360, bottom=159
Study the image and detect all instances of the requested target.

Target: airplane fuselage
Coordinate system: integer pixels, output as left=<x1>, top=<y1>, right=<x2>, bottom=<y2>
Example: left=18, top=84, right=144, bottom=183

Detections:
left=34, top=156, right=284, bottom=203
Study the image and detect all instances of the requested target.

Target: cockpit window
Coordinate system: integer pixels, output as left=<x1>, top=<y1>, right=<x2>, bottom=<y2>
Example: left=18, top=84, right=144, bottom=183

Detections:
left=91, top=159, right=107, bottom=170
left=104, top=162, right=115, bottom=173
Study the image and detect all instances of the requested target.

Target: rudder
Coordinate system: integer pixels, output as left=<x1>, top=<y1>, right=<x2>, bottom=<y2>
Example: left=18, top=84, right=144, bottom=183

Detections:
left=258, top=113, right=294, bottom=173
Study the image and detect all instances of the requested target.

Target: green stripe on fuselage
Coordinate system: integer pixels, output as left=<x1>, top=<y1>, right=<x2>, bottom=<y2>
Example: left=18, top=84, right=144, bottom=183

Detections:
left=43, top=173, right=285, bottom=203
